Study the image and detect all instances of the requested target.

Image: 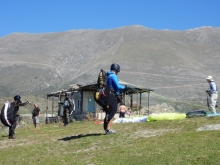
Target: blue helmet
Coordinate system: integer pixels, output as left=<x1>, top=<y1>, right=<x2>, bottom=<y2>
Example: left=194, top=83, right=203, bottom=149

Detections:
left=110, top=63, right=120, bottom=72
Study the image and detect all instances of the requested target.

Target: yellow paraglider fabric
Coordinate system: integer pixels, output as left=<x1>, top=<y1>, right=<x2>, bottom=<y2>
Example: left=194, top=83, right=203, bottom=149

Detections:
left=147, top=113, right=186, bottom=122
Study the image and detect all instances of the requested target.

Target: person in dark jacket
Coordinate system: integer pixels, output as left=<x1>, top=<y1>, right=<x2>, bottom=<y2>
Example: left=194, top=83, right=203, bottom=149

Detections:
left=8, top=95, right=22, bottom=139
left=104, top=63, right=126, bottom=134
left=63, top=93, right=75, bottom=126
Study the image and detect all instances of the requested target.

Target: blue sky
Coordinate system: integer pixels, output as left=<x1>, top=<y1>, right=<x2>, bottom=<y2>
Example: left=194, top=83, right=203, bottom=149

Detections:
left=0, top=0, right=220, bottom=37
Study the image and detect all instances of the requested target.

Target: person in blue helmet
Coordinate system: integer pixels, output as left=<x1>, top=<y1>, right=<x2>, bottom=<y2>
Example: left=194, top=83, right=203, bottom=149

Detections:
left=104, top=63, right=127, bottom=135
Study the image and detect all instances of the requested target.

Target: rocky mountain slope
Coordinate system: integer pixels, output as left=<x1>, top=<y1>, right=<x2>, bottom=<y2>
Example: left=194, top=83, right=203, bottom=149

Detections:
left=1, top=25, right=220, bottom=110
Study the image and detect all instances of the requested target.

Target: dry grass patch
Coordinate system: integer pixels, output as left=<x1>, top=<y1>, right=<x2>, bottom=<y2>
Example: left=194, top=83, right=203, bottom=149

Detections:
left=132, top=128, right=178, bottom=138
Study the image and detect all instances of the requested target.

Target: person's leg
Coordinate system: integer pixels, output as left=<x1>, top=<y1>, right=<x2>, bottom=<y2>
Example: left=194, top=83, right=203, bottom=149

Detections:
left=105, top=95, right=118, bottom=134
left=63, top=109, right=67, bottom=125
left=33, top=117, right=36, bottom=128
left=35, top=116, right=39, bottom=128
left=104, top=109, right=115, bottom=131
left=207, top=96, right=212, bottom=111
left=9, top=121, right=17, bottom=139
left=106, top=118, right=113, bottom=130
left=103, top=112, right=109, bottom=131
left=210, top=94, right=218, bottom=114
left=122, top=112, right=125, bottom=118
left=66, top=109, right=70, bottom=125
left=119, top=112, right=122, bottom=118
left=9, top=126, right=12, bottom=138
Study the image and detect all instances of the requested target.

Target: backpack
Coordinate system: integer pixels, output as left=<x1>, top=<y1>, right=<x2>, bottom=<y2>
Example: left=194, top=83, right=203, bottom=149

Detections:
left=0, top=101, right=15, bottom=127
left=186, top=110, right=207, bottom=118
left=94, top=69, right=109, bottom=111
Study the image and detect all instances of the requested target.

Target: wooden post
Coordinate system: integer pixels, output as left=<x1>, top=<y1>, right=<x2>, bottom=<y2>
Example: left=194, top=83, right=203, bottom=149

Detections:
left=81, top=90, right=83, bottom=114
left=148, top=92, right=150, bottom=115
left=46, top=95, right=48, bottom=124
left=140, top=93, right=142, bottom=113
left=137, top=93, right=139, bottom=115
left=130, top=94, right=133, bottom=110
left=52, top=95, right=54, bottom=117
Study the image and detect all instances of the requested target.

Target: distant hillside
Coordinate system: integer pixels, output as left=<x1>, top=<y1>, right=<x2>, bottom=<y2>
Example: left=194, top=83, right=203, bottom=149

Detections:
left=1, top=25, right=220, bottom=111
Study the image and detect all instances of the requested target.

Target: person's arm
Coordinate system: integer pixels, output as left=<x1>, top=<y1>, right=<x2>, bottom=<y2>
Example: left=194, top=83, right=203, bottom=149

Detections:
left=19, top=101, right=30, bottom=106
left=125, top=106, right=128, bottom=112
left=38, top=109, right=40, bottom=117
left=58, top=101, right=64, bottom=105
left=112, top=74, right=125, bottom=90
left=119, top=106, right=121, bottom=112
left=110, top=74, right=125, bottom=94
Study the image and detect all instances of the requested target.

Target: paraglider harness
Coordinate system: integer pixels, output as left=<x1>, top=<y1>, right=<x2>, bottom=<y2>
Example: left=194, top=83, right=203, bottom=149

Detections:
left=94, top=69, right=127, bottom=111
left=63, top=98, right=75, bottom=115
left=1, top=101, right=29, bottom=127
left=94, top=69, right=109, bottom=111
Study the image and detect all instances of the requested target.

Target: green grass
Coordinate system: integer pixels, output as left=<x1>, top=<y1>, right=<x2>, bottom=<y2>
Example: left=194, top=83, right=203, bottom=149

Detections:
left=0, top=117, right=220, bottom=165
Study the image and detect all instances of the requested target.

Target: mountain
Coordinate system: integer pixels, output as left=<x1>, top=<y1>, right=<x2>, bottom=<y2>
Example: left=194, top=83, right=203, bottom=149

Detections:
left=1, top=25, right=220, bottom=111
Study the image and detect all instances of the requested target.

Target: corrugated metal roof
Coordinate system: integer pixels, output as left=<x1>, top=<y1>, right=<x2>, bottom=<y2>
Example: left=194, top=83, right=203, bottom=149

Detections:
left=47, top=80, right=153, bottom=97
left=80, top=80, right=153, bottom=94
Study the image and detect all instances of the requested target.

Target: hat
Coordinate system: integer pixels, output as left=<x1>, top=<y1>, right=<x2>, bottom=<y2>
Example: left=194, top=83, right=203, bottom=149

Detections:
left=206, top=76, right=214, bottom=81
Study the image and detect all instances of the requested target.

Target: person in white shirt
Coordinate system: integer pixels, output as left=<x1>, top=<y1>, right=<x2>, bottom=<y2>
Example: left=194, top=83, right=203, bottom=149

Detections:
left=206, top=76, right=218, bottom=114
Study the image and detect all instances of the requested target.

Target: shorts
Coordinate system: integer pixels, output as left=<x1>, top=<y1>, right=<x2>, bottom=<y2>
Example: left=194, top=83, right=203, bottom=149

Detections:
left=33, top=116, right=39, bottom=124
left=119, top=112, right=125, bottom=118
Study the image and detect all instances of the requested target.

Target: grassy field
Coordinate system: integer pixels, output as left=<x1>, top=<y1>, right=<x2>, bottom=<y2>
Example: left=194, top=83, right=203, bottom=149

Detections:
left=0, top=116, right=220, bottom=165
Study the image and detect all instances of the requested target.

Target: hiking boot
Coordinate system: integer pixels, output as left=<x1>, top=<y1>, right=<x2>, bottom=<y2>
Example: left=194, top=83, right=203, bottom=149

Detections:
left=106, top=129, right=117, bottom=135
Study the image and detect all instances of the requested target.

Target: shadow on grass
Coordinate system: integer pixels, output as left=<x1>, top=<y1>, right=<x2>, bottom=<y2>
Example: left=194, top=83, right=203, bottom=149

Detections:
left=58, top=133, right=104, bottom=141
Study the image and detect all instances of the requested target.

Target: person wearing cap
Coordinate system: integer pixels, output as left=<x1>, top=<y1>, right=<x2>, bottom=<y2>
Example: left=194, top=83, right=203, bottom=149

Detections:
left=206, top=76, right=218, bottom=114
left=63, top=93, right=75, bottom=126
left=103, top=63, right=127, bottom=135
left=8, top=95, right=22, bottom=139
